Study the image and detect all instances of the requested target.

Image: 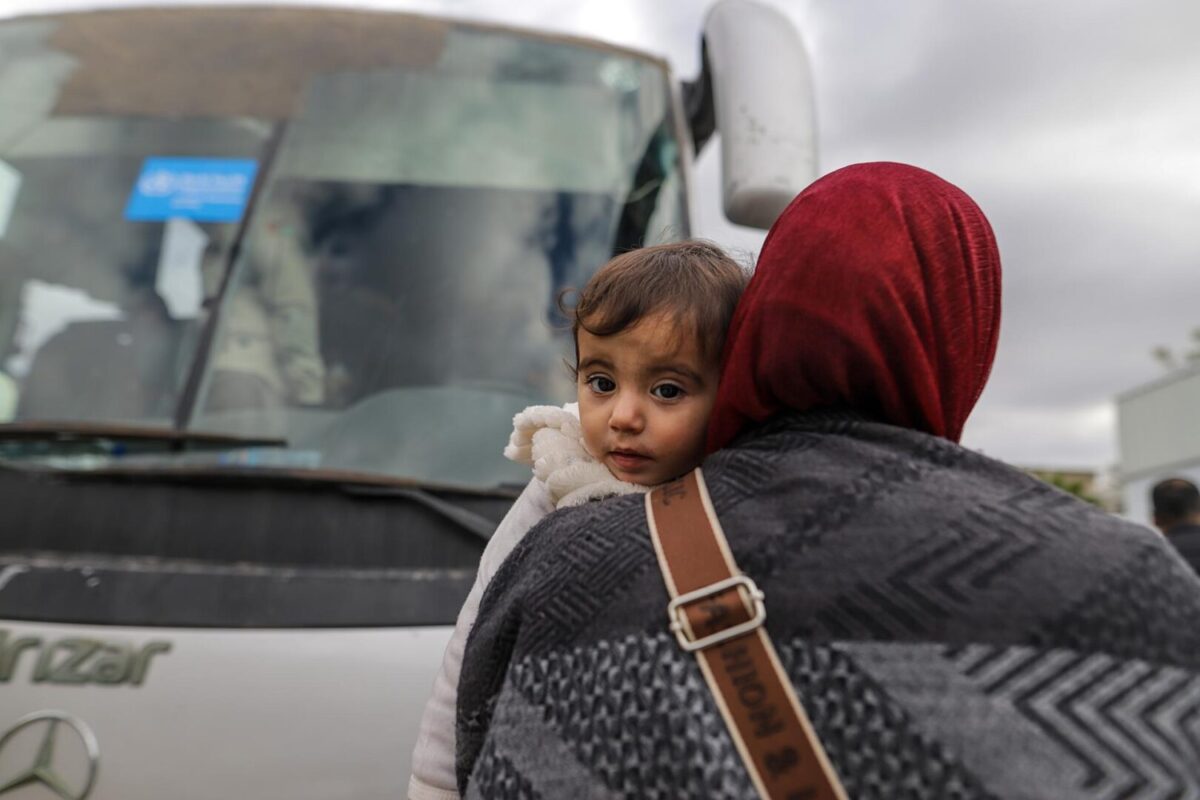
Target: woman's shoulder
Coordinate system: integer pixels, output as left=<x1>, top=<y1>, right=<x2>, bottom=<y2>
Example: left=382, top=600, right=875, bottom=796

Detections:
left=709, top=413, right=1200, bottom=661
left=711, top=412, right=1151, bottom=542
left=484, top=490, right=648, bottom=602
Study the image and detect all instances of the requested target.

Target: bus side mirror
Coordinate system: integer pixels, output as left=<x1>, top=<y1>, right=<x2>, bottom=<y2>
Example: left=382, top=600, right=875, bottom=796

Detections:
left=703, top=0, right=817, bottom=229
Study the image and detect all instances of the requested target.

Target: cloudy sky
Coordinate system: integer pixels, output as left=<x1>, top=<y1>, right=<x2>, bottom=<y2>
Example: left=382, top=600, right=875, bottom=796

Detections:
left=4, top=0, right=1199, bottom=471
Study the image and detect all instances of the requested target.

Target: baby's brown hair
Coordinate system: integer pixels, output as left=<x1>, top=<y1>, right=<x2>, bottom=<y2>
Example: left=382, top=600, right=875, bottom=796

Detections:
left=567, top=240, right=748, bottom=372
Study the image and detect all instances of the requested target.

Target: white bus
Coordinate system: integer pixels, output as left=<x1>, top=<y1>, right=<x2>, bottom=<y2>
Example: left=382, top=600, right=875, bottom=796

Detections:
left=0, top=3, right=813, bottom=797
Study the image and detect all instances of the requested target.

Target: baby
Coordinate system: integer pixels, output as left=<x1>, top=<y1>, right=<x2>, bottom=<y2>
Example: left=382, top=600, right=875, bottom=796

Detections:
left=408, top=240, right=747, bottom=800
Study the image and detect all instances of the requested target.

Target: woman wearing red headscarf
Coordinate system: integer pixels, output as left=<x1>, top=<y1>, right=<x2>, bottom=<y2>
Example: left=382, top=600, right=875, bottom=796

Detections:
left=453, top=163, right=1200, bottom=798
left=707, top=161, right=999, bottom=450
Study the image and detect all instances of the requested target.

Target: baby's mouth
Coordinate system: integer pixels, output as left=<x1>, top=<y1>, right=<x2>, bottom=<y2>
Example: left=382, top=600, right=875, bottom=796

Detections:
left=608, top=449, right=652, bottom=471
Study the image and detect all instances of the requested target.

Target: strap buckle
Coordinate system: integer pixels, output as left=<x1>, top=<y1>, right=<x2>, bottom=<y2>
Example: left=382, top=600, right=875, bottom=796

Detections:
left=667, top=574, right=766, bottom=652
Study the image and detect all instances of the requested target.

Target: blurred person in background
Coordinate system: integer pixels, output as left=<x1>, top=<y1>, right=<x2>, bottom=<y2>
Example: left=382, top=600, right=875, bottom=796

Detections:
left=202, top=187, right=325, bottom=410
left=1152, top=477, right=1200, bottom=574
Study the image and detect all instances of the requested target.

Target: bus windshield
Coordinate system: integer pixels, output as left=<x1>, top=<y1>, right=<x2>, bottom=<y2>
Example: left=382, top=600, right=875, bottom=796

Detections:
left=0, top=8, right=687, bottom=488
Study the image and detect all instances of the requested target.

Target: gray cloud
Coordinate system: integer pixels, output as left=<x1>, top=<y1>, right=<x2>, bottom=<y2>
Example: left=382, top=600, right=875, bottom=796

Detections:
left=766, top=0, right=1200, bottom=468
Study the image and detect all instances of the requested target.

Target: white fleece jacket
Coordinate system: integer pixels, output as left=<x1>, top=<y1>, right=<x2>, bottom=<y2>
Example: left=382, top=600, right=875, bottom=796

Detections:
left=407, top=403, right=646, bottom=800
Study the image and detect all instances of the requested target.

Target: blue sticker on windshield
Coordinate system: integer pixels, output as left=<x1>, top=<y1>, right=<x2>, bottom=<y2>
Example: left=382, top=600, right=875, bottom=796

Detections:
left=125, top=157, right=258, bottom=223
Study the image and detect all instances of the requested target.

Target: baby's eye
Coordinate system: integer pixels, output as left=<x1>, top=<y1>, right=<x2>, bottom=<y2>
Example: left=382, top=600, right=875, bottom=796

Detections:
left=586, top=375, right=616, bottom=394
left=651, top=383, right=685, bottom=401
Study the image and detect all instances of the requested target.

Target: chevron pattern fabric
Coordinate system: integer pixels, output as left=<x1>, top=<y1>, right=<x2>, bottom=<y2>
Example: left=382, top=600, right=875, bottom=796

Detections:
left=458, top=412, right=1200, bottom=798
left=948, top=644, right=1200, bottom=799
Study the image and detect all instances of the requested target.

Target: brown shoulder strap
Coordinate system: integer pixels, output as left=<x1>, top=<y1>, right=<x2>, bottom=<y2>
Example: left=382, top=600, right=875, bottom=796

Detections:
left=646, top=468, right=847, bottom=800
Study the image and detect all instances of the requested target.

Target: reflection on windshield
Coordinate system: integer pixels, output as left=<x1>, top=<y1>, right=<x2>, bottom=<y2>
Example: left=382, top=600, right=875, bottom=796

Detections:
left=0, top=9, right=687, bottom=487
left=192, top=181, right=617, bottom=485
left=7, top=280, right=122, bottom=377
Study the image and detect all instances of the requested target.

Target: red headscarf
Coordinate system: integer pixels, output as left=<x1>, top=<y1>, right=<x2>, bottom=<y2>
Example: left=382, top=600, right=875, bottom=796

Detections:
left=706, top=162, right=1001, bottom=451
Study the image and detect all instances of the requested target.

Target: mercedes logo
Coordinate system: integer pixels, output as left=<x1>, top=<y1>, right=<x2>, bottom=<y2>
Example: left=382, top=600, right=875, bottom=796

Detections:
left=0, top=711, right=99, bottom=800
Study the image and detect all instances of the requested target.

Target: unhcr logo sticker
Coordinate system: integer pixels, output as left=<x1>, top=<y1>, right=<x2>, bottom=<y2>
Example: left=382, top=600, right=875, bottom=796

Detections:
left=125, top=157, right=258, bottom=223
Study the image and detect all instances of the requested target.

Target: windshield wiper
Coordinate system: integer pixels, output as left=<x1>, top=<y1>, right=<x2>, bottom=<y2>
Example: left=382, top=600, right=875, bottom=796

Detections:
left=0, top=421, right=286, bottom=450
left=173, top=121, right=287, bottom=429
left=338, top=484, right=500, bottom=542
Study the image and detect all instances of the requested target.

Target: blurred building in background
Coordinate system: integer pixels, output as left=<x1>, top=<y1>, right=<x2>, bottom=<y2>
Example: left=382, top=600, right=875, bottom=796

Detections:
left=1116, top=363, right=1200, bottom=524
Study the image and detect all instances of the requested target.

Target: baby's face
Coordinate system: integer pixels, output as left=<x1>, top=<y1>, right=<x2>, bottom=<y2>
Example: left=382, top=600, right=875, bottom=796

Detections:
left=576, top=311, right=719, bottom=486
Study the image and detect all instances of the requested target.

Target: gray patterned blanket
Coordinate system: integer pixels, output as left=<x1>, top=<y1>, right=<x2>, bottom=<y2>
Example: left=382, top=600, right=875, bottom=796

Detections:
left=457, top=412, right=1200, bottom=799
